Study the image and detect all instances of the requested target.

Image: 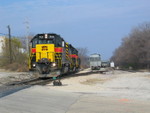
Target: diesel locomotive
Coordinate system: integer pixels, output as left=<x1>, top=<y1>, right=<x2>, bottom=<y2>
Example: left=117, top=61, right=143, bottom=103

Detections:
left=29, top=33, right=80, bottom=85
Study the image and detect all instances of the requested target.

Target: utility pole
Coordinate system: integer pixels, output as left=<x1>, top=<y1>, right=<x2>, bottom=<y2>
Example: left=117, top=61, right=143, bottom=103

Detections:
left=24, top=18, right=30, bottom=54
left=7, top=25, right=12, bottom=64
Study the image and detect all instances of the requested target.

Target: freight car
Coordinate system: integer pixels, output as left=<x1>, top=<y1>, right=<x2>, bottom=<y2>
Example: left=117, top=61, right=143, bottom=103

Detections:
left=28, top=33, right=80, bottom=85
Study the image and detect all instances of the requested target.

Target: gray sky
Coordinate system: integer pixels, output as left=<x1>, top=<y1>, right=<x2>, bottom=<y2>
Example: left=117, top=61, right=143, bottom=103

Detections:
left=0, top=0, right=150, bottom=60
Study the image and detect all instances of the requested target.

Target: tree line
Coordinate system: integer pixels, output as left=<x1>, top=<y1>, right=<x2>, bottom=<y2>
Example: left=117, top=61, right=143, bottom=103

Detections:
left=111, top=22, right=150, bottom=69
left=0, top=38, right=28, bottom=71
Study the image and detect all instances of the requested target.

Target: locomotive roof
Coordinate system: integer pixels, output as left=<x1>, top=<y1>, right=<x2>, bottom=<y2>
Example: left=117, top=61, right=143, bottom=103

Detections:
left=69, top=44, right=77, bottom=50
left=30, top=33, right=64, bottom=42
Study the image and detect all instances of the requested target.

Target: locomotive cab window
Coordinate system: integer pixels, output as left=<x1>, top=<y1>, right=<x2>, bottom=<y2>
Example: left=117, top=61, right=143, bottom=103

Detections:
left=55, top=36, right=63, bottom=47
left=38, top=39, right=54, bottom=44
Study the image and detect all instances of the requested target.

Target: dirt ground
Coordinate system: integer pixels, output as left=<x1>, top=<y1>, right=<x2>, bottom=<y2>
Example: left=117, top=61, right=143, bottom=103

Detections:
left=47, top=69, right=150, bottom=101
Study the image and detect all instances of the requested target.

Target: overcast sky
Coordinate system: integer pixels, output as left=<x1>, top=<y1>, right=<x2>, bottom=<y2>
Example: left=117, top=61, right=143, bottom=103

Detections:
left=0, top=0, right=150, bottom=60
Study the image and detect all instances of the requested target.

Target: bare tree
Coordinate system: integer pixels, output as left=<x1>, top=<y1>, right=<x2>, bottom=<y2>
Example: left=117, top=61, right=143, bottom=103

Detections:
left=0, top=37, right=28, bottom=71
left=111, top=22, right=150, bottom=69
left=77, top=47, right=89, bottom=69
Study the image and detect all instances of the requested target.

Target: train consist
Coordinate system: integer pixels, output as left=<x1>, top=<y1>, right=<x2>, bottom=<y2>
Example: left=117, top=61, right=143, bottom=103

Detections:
left=29, top=33, right=80, bottom=85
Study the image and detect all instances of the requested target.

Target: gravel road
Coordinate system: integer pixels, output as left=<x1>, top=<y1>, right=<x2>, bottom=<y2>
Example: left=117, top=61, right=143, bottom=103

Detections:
left=0, top=71, right=36, bottom=86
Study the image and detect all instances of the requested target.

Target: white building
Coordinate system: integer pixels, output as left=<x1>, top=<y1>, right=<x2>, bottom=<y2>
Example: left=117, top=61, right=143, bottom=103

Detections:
left=0, top=36, right=5, bottom=54
left=0, top=36, right=26, bottom=55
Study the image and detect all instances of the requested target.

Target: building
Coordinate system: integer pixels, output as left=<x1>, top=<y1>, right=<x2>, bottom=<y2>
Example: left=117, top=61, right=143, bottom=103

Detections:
left=0, top=36, right=5, bottom=55
left=0, top=36, right=26, bottom=56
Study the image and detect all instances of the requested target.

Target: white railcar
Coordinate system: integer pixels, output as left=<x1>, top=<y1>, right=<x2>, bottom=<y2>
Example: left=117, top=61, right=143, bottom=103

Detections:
left=89, top=54, right=101, bottom=70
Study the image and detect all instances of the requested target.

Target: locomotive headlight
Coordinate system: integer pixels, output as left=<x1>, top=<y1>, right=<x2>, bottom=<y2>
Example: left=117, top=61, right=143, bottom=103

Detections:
left=45, top=34, right=48, bottom=39
left=32, top=63, right=36, bottom=67
left=51, top=62, right=56, bottom=67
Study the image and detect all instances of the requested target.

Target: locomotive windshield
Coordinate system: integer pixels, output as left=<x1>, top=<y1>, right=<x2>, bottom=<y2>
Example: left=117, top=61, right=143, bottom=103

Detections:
left=31, top=38, right=54, bottom=48
left=38, top=39, right=54, bottom=44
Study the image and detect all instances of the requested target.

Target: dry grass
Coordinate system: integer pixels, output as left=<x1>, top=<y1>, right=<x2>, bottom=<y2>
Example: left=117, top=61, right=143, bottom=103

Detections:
left=3, top=63, right=28, bottom=72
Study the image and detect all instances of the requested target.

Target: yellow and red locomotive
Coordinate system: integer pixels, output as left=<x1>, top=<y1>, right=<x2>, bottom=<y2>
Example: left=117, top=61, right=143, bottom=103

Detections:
left=29, top=33, right=80, bottom=81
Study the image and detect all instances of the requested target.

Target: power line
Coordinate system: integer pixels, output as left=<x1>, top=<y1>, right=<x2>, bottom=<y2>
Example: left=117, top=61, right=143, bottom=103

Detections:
left=0, top=33, right=7, bottom=35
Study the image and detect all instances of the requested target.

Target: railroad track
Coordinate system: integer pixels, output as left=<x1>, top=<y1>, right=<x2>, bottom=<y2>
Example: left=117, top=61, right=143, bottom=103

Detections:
left=6, top=70, right=105, bottom=86
left=7, top=78, right=53, bottom=86
left=0, top=78, right=53, bottom=98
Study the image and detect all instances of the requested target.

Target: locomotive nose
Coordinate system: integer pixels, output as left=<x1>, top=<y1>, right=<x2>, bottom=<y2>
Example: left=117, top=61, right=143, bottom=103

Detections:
left=36, top=44, right=55, bottom=63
